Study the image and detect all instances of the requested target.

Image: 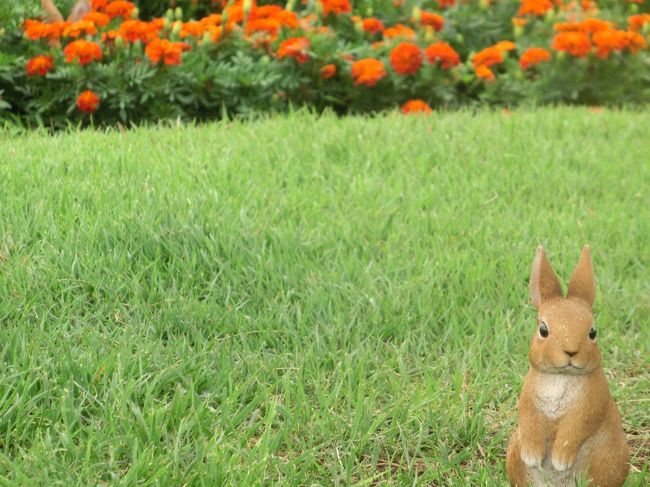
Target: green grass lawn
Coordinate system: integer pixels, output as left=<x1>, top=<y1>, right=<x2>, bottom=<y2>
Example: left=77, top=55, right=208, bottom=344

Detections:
left=0, top=109, right=648, bottom=485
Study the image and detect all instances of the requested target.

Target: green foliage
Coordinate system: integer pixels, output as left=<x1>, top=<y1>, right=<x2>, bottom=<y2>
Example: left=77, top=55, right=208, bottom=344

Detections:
left=2, top=1, right=650, bottom=126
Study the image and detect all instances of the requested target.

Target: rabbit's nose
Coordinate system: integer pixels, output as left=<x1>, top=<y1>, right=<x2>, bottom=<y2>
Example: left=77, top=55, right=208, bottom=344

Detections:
left=564, top=350, right=578, bottom=357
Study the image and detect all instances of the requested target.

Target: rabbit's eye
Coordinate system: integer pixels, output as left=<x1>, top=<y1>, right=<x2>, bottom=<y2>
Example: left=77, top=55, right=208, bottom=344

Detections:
left=539, top=321, right=549, bottom=338
left=589, top=326, right=597, bottom=340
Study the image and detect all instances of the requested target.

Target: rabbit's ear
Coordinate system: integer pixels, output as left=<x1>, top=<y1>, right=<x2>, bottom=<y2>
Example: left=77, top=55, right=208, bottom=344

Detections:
left=529, top=246, right=562, bottom=309
left=567, top=245, right=596, bottom=306
left=68, top=0, right=91, bottom=22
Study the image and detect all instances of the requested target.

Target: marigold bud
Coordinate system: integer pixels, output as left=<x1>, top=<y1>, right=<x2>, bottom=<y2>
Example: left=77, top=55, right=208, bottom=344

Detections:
left=115, top=35, right=125, bottom=48
left=366, top=7, right=373, bottom=16
left=286, top=0, right=296, bottom=11
left=165, top=9, right=174, bottom=21
left=479, top=0, right=490, bottom=10
left=175, top=7, right=183, bottom=20
left=424, top=26, right=435, bottom=43
left=172, top=21, right=182, bottom=37
left=243, top=0, right=253, bottom=16
left=455, top=33, right=464, bottom=44
left=514, top=25, right=523, bottom=38
left=202, top=31, right=212, bottom=46
left=131, top=7, right=139, bottom=19
left=315, top=1, right=323, bottom=16
left=412, top=7, right=422, bottom=24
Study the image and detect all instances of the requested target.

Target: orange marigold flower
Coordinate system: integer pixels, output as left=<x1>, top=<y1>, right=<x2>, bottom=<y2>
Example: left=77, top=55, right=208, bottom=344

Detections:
left=554, top=18, right=613, bottom=34
left=277, top=37, right=311, bottom=64
left=473, top=46, right=503, bottom=68
left=243, top=5, right=298, bottom=40
left=91, top=0, right=110, bottom=10
left=628, top=14, right=650, bottom=32
left=24, top=19, right=48, bottom=40
left=475, top=64, right=495, bottom=81
left=62, top=20, right=98, bottom=38
left=424, top=42, right=460, bottom=69
left=150, top=18, right=168, bottom=31
left=417, top=12, right=445, bottom=31
left=518, top=0, right=553, bottom=17
left=581, top=18, right=615, bottom=33
left=252, top=6, right=299, bottom=30
left=82, top=11, right=111, bottom=27
left=64, top=39, right=103, bottom=65
left=551, top=31, right=592, bottom=57
left=519, top=47, right=551, bottom=69
left=105, top=1, right=136, bottom=19
left=437, top=0, right=456, bottom=7
left=494, top=41, right=517, bottom=52
left=77, top=90, right=100, bottom=113
left=255, top=5, right=288, bottom=18
left=593, top=29, right=647, bottom=58
left=180, top=21, right=208, bottom=38
left=383, top=23, right=417, bottom=40
left=118, top=20, right=161, bottom=43
left=24, top=20, right=68, bottom=41
left=512, top=17, right=528, bottom=27
left=552, top=22, right=578, bottom=32
left=401, top=99, right=432, bottom=115
left=362, top=18, right=385, bottom=34
left=145, top=38, right=191, bottom=65
left=200, top=14, right=223, bottom=27
left=246, top=18, right=281, bottom=38
left=319, top=0, right=351, bottom=16
left=592, top=29, right=625, bottom=58
left=581, top=0, right=597, bottom=12
left=320, top=63, right=337, bottom=79
left=222, top=3, right=244, bottom=26
left=351, top=58, right=387, bottom=87
left=390, top=42, right=423, bottom=75
left=624, top=31, right=648, bottom=53
left=25, top=55, right=54, bottom=76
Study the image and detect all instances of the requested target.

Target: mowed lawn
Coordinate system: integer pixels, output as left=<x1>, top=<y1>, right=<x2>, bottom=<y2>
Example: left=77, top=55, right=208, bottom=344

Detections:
left=0, top=109, right=648, bottom=486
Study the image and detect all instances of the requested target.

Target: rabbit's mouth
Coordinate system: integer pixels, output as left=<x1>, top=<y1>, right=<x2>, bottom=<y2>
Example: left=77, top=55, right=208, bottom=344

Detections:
left=558, top=363, right=586, bottom=374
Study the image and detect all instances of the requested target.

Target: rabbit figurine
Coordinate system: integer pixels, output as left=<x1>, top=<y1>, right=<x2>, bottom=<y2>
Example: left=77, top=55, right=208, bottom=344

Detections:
left=506, top=246, right=630, bottom=486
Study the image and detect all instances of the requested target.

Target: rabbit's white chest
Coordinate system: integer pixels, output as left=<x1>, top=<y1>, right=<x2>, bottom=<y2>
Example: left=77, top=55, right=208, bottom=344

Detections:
left=534, top=374, right=583, bottom=419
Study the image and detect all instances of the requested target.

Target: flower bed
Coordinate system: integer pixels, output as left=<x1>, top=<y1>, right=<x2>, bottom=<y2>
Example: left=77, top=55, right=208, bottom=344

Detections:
left=1, top=0, right=649, bottom=126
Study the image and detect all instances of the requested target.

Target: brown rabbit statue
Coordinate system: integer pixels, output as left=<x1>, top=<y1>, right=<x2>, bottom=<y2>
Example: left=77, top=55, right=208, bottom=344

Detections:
left=506, top=245, right=630, bottom=486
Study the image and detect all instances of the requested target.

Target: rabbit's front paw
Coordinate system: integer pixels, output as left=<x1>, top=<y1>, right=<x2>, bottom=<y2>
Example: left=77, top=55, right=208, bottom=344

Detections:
left=520, top=440, right=545, bottom=468
left=551, top=442, right=577, bottom=472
